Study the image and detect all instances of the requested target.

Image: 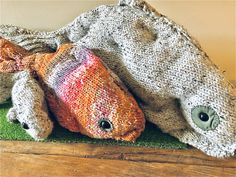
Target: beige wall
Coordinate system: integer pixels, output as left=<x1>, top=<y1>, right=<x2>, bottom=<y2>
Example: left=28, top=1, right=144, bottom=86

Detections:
left=0, top=0, right=235, bottom=81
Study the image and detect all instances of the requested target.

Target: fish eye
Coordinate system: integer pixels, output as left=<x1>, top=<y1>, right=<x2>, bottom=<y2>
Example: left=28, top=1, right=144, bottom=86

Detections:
left=99, top=119, right=113, bottom=132
left=191, top=106, right=220, bottom=131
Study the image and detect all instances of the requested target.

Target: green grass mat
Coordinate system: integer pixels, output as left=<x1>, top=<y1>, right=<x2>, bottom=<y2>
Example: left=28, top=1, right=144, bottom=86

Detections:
left=0, top=101, right=187, bottom=149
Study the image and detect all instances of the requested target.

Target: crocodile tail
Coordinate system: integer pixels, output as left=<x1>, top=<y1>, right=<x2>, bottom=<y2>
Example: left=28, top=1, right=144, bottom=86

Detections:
left=0, top=37, right=32, bottom=73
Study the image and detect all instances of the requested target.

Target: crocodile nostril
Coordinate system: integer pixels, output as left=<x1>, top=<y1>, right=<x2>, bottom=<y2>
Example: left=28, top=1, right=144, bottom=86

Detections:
left=12, top=119, right=20, bottom=124
left=22, top=123, right=29, bottom=130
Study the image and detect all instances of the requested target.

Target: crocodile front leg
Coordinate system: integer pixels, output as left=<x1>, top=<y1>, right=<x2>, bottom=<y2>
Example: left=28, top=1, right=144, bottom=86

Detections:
left=8, top=71, right=53, bottom=140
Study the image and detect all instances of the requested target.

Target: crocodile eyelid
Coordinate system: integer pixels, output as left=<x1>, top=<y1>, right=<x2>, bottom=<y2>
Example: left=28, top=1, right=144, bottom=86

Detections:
left=191, top=106, right=220, bottom=131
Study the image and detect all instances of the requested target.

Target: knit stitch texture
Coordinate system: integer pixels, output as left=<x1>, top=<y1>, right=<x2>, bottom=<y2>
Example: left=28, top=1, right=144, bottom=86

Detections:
left=0, top=0, right=235, bottom=158
left=0, top=39, right=145, bottom=142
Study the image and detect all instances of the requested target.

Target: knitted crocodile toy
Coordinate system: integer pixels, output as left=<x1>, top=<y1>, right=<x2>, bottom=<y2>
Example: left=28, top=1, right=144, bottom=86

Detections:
left=0, top=0, right=235, bottom=158
left=0, top=38, right=145, bottom=141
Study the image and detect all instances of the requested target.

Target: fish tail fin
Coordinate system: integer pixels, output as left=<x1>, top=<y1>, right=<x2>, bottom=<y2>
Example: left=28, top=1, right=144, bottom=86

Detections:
left=0, top=37, right=34, bottom=73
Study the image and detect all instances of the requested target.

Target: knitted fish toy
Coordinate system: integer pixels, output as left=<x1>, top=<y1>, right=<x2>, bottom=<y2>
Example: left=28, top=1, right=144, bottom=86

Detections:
left=0, top=0, right=235, bottom=158
left=0, top=38, right=145, bottom=141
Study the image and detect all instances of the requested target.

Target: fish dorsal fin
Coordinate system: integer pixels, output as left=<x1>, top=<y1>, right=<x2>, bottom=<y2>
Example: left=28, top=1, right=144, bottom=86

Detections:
left=118, top=0, right=161, bottom=16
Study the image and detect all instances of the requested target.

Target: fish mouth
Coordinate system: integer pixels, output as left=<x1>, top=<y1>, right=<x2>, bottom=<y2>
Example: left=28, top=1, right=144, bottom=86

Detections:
left=115, top=128, right=142, bottom=142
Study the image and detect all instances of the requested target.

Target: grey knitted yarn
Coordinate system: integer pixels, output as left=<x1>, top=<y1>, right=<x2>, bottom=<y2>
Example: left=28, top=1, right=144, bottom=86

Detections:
left=0, top=72, right=14, bottom=103
left=0, top=0, right=235, bottom=157
left=0, top=71, right=53, bottom=140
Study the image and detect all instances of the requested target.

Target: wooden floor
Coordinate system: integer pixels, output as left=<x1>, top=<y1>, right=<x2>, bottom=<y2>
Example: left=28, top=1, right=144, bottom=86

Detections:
left=0, top=140, right=235, bottom=177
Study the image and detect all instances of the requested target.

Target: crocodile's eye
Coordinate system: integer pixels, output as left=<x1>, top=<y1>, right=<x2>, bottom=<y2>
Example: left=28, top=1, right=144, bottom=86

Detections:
left=191, top=106, right=220, bottom=131
left=99, top=119, right=113, bottom=132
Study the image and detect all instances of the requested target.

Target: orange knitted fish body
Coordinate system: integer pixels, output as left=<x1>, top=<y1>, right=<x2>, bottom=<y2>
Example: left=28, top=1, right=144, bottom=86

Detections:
left=0, top=38, right=145, bottom=141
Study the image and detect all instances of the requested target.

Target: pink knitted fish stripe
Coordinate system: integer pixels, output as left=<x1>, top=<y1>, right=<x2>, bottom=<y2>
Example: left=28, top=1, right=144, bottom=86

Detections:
left=50, top=48, right=144, bottom=138
left=0, top=38, right=145, bottom=141
left=33, top=44, right=145, bottom=139
left=56, top=52, right=106, bottom=136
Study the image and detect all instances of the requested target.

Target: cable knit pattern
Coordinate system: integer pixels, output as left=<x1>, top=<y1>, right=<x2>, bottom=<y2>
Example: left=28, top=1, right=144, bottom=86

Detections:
left=0, top=0, right=235, bottom=157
